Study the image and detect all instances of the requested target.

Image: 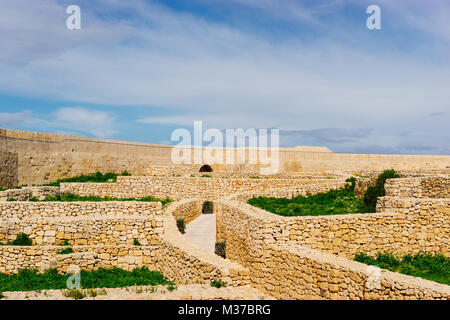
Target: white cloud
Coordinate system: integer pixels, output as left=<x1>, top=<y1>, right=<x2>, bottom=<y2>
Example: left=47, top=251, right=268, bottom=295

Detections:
left=51, top=107, right=117, bottom=138
left=0, top=111, right=32, bottom=126
left=0, top=0, right=449, bottom=153
left=7, top=107, right=118, bottom=139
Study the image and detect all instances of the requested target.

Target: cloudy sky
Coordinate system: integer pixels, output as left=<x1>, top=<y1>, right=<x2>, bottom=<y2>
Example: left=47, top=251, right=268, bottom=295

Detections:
left=0, top=0, right=449, bottom=154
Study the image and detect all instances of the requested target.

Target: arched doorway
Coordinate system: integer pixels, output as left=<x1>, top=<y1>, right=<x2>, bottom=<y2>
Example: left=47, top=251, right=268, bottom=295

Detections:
left=199, top=164, right=213, bottom=172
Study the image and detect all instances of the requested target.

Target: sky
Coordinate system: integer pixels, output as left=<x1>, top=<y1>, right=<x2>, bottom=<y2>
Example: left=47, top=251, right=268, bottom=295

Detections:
left=0, top=0, right=449, bottom=154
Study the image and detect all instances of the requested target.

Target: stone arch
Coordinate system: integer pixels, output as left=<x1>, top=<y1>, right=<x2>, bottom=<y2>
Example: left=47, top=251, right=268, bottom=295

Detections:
left=199, top=164, right=213, bottom=172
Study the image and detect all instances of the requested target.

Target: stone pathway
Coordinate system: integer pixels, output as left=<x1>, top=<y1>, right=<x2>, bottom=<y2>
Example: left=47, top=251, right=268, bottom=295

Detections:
left=183, top=214, right=216, bottom=253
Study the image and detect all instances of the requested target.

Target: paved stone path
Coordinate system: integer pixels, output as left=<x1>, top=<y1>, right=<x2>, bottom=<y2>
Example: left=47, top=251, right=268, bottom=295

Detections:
left=183, top=214, right=216, bottom=253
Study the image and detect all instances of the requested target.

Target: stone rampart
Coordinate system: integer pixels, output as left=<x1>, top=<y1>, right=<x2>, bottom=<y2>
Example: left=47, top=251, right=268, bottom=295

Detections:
left=2, top=128, right=450, bottom=186
left=0, top=150, right=18, bottom=189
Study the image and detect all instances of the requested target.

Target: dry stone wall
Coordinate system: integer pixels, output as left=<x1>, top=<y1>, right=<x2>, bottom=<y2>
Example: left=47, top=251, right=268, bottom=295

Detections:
left=385, top=177, right=450, bottom=198
left=216, top=199, right=449, bottom=299
left=228, top=180, right=347, bottom=202
left=0, top=215, right=164, bottom=246
left=218, top=200, right=449, bottom=259
left=0, top=199, right=250, bottom=287
left=0, top=186, right=60, bottom=201
left=168, top=199, right=202, bottom=224
left=215, top=173, right=450, bottom=300
left=0, top=245, right=161, bottom=274
left=258, top=244, right=449, bottom=300
left=60, top=176, right=344, bottom=200
left=0, top=201, right=162, bottom=220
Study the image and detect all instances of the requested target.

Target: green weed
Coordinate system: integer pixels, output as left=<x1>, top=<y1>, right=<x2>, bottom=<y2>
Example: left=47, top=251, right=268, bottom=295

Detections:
left=355, top=252, right=449, bottom=285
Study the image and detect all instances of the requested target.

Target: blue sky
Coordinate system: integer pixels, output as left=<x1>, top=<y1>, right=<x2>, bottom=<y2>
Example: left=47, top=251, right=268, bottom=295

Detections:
left=0, top=0, right=449, bottom=154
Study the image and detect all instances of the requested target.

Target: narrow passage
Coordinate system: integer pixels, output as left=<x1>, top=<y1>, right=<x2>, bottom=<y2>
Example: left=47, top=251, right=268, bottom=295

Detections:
left=183, top=214, right=216, bottom=253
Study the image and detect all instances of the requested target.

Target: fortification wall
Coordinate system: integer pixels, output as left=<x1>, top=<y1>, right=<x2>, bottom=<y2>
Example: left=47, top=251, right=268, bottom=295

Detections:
left=0, top=150, right=18, bottom=189
left=2, top=128, right=450, bottom=186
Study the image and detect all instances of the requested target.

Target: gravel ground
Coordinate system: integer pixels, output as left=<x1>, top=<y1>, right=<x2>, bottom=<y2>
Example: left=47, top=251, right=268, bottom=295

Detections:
left=1, top=284, right=275, bottom=300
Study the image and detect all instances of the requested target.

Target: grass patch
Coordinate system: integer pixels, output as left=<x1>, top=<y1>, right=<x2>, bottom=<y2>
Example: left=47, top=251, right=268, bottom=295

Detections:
left=211, top=279, right=227, bottom=288
left=41, top=193, right=173, bottom=206
left=248, top=187, right=364, bottom=217
left=57, top=248, right=74, bottom=255
left=44, top=171, right=131, bottom=187
left=0, top=267, right=172, bottom=292
left=0, top=233, right=33, bottom=246
left=355, top=252, right=449, bottom=285
left=248, top=171, right=400, bottom=216
left=359, top=169, right=400, bottom=213
left=133, top=238, right=142, bottom=246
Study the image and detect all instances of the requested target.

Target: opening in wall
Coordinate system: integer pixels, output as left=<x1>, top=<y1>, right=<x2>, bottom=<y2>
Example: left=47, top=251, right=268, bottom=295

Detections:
left=199, top=164, right=213, bottom=172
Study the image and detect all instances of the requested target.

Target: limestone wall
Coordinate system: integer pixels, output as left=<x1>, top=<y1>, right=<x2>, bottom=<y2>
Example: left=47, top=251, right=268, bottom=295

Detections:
left=0, top=186, right=60, bottom=201
left=0, top=150, right=18, bottom=189
left=0, top=201, right=162, bottom=220
left=169, top=199, right=202, bottom=224
left=257, top=244, right=449, bottom=300
left=227, top=180, right=347, bottom=202
left=0, top=215, right=164, bottom=246
left=60, top=176, right=343, bottom=200
left=2, top=128, right=450, bottom=186
left=217, top=199, right=449, bottom=259
left=354, top=176, right=377, bottom=198
left=385, top=177, right=450, bottom=198
left=215, top=185, right=450, bottom=299
left=0, top=199, right=249, bottom=287
left=0, top=245, right=161, bottom=274
left=150, top=200, right=250, bottom=286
